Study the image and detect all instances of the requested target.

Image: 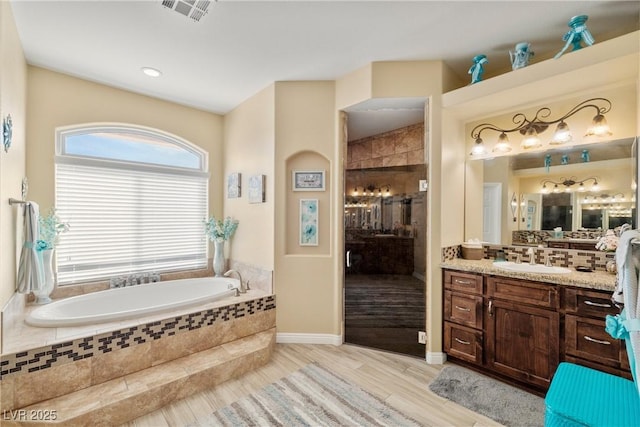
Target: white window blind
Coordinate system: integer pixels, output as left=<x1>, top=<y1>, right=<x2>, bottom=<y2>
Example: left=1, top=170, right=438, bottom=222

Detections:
left=55, top=162, right=208, bottom=285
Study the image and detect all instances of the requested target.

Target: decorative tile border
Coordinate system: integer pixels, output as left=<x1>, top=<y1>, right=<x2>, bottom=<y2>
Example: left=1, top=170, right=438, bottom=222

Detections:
left=442, top=243, right=613, bottom=271
left=0, top=295, right=275, bottom=380
left=512, top=230, right=603, bottom=244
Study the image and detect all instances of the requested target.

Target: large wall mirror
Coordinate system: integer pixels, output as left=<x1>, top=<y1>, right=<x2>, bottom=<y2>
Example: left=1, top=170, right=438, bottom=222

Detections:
left=481, top=137, right=637, bottom=246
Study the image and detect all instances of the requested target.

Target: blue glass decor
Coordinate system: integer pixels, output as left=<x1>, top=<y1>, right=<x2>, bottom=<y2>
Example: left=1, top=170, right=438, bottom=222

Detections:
left=2, top=114, right=12, bottom=153
left=561, top=154, right=569, bottom=165
left=510, top=42, right=534, bottom=70
left=554, top=15, right=595, bottom=59
left=468, top=54, right=488, bottom=84
left=544, top=154, right=552, bottom=172
left=581, top=149, right=590, bottom=163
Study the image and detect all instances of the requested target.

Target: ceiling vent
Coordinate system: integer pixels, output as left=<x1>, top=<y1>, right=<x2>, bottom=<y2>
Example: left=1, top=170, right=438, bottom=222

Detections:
left=162, top=0, right=212, bottom=22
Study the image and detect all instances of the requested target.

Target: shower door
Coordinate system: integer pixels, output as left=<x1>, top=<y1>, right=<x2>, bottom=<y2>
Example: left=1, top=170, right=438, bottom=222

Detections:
left=344, top=165, right=426, bottom=357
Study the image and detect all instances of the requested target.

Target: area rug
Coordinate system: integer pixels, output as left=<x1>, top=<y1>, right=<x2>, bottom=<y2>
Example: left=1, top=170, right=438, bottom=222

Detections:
left=193, top=362, right=421, bottom=426
left=428, top=365, right=545, bottom=427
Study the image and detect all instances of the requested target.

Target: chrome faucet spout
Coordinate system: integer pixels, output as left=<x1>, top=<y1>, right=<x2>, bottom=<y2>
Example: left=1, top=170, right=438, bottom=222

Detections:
left=527, top=247, right=536, bottom=265
left=224, top=269, right=246, bottom=293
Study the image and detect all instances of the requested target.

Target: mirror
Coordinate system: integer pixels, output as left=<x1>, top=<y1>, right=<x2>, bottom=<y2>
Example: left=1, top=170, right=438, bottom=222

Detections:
left=482, top=137, right=637, bottom=245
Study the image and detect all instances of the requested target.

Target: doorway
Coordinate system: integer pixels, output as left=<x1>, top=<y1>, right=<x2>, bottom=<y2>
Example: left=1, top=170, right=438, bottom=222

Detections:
left=343, top=99, right=427, bottom=358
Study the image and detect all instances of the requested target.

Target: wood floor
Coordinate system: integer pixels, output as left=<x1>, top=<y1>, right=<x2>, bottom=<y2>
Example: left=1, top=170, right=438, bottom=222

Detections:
left=122, top=343, right=502, bottom=426
left=345, top=274, right=426, bottom=357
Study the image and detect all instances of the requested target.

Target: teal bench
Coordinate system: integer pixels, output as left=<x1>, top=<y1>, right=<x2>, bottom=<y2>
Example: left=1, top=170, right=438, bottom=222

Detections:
left=545, top=362, right=640, bottom=426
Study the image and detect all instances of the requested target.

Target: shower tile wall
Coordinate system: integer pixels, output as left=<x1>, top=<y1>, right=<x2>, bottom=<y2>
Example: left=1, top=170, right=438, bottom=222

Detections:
left=347, top=123, right=424, bottom=170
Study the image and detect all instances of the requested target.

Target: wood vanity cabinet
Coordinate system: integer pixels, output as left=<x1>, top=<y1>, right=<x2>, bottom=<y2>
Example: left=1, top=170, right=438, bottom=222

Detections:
left=547, top=240, right=597, bottom=251
left=563, top=287, right=631, bottom=379
left=442, top=268, right=630, bottom=390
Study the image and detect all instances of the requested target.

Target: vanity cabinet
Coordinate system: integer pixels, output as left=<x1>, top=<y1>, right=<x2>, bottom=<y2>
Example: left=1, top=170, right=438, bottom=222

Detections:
left=442, top=268, right=630, bottom=391
left=563, top=287, right=631, bottom=379
left=547, top=240, right=597, bottom=251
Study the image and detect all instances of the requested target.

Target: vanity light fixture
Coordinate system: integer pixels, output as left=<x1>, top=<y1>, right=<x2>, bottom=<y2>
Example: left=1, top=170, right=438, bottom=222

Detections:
left=540, top=176, right=598, bottom=193
left=470, top=97, right=612, bottom=153
left=351, top=185, right=391, bottom=198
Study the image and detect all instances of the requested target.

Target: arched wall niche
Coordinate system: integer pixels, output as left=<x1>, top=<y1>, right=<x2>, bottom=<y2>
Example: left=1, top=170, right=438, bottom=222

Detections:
left=285, top=150, right=331, bottom=255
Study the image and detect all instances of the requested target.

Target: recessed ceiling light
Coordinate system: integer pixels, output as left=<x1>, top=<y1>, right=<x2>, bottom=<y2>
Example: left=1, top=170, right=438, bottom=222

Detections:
left=141, top=67, right=162, bottom=78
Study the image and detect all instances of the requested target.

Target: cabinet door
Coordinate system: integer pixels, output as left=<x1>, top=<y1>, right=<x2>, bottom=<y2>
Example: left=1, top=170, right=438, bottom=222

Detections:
left=444, top=291, right=483, bottom=329
left=485, top=299, right=559, bottom=389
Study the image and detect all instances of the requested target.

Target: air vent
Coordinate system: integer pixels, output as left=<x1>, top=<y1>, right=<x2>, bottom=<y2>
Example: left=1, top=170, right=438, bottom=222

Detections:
left=162, top=0, right=212, bottom=22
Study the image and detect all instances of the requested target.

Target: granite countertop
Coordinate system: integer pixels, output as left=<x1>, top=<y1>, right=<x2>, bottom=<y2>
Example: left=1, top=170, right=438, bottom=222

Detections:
left=441, top=258, right=616, bottom=292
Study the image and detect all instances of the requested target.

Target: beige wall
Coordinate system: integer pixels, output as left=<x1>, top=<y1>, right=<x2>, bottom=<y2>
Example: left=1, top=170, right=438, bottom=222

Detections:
left=26, top=67, right=224, bottom=213
left=223, top=85, right=276, bottom=269
left=274, top=81, right=337, bottom=335
left=0, top=2, right=27, bottom=314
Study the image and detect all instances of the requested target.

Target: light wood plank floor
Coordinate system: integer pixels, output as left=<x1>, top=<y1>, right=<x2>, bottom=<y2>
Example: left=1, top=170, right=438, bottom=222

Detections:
left=122, top=343, right=502, bottom=426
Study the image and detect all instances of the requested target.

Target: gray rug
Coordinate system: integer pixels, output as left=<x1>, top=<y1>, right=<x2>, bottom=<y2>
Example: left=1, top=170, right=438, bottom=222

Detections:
left=193, top=362, right=421, bottom=426
left=429, top=365, right=545, bottom=427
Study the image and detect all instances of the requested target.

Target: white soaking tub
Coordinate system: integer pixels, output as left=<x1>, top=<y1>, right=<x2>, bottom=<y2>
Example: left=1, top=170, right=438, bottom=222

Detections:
left=25, top=276, right=240, bottom=327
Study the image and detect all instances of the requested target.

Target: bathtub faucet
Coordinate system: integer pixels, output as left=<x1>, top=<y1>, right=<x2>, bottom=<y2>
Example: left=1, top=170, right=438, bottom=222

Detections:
left=224, top=270, right=247, bottom=294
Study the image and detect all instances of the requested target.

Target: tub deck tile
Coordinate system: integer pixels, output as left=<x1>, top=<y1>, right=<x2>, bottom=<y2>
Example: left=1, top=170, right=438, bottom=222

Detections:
left=11, top=329, right=275, bottom=426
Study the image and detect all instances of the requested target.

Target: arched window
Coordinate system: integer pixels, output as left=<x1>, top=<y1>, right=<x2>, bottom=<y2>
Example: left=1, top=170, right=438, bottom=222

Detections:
left=55, top=124, right=209, bottom=285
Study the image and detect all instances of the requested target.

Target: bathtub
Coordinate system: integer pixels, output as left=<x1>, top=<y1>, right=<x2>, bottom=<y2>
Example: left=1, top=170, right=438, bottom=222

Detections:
left=25, top=276, right=240, bottom=327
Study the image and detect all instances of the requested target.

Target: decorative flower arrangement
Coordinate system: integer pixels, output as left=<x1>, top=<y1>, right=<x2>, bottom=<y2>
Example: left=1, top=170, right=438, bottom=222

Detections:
left=37, top=208, right=70, bottom=251
left=595, top=224, right=632, bottom=252
left=204, top=216, right=238, bottom=243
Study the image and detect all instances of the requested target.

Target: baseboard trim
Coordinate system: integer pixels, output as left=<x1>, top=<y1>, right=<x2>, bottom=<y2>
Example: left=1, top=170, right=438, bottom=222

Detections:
left=276, top=333, right=342, bottom=346
left=426, top=351, right=447, bottom=365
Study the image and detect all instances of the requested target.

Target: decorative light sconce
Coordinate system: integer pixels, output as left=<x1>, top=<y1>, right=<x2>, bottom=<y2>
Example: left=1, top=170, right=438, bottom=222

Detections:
left=541, top=176, right=599, bottom=193
left=351, top=184, right=391, bottom=198
left=520, top=194, right=526, bottom=223
left=510, top=193, right=518, bottom=222
left=470, top=98, right=612, bottom=156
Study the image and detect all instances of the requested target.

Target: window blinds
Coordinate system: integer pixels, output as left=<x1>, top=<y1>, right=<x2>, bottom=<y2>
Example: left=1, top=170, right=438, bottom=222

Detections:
left=55, top=162, right=208, bottom=285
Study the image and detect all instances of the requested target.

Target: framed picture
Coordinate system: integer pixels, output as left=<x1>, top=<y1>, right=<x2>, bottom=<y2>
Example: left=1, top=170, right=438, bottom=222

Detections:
left=248, top=174, right=266, bottom=203
left=299, top=199, right=318, bottom=246
left=292, top=170, right=325, bottom=191
left=227, top=172, right=241, bottom=199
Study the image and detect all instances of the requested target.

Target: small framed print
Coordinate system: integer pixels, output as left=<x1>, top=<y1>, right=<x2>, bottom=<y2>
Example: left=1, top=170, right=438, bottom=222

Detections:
left=248, top=174, right=266, bottom=203
left=292, top=170, right=325, bottom=191
left=227, top=172, right=241, bottom=199
left=300, top=199, right=318, bottom=246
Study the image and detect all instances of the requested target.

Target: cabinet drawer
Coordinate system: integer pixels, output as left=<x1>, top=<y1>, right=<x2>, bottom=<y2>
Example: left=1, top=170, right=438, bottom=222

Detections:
left=445, top=291, right=483, bottom=329
left=444, top=271, right=483, bottom=294
left=565, top=314, right=623, bottom=367
left=564, top=288, right=618, bottom=318
left=548, top=241, right=570, bottom=249
left=486, top=276, right=558, bottom=309
left=444, top=322, right=482, bottom=365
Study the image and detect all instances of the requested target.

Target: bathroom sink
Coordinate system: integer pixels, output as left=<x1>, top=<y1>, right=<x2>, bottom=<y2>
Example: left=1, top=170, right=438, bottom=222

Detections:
left=492, top=261, right=572, bottom=274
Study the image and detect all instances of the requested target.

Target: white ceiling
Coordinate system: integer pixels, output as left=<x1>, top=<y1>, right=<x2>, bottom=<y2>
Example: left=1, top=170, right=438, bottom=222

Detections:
left=9, top=0, right=640, bottom=140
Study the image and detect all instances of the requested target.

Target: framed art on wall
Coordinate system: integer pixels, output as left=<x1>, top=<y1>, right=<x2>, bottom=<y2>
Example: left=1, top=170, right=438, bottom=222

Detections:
left=248, top=174, right=266, bottom=203
left=227, top=172, right=241, bottom=198
left=299, top=199, right=318, bottom=246
left=292, top=170, right=325, bottom=191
